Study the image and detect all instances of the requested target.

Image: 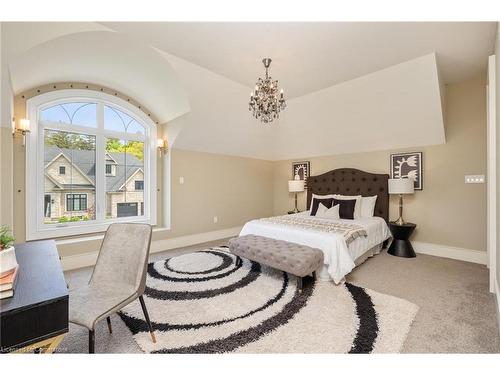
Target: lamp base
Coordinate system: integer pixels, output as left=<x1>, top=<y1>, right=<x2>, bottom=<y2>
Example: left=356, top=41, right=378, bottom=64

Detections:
left=292, top=192, right=299, bottom=213
left=394, top=216, right=406, bottom=225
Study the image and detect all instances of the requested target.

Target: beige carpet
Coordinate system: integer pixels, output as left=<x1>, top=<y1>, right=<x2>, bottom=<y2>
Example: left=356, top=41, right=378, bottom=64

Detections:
left=61, top=238, right=500, bottom=353
left=347, top=248, right=500, bottom=353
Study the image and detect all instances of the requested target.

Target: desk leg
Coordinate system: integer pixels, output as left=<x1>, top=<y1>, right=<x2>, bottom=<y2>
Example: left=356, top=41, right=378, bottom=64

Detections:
left=43, top=334, right=64, bottom=354
left=12, top=334, right=66, bottom=354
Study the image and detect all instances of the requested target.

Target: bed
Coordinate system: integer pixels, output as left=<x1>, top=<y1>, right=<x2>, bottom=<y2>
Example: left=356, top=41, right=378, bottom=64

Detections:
left=239, top=168, right=391, bottom=284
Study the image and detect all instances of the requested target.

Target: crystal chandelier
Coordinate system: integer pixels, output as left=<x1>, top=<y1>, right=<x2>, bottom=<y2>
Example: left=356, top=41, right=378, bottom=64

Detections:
left=249, top=58, right=286, bottom=124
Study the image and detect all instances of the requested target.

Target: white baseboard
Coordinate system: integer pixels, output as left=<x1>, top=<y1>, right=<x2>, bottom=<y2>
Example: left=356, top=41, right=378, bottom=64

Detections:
left=61, top=231, right=487, bottom=271
left=61, top=226, right=242, bottom=271
left=60, top=250, right=99, bottom=271
left=412, top=241, right=487, bottom=265
left=150, top=226, right=241, bottom=253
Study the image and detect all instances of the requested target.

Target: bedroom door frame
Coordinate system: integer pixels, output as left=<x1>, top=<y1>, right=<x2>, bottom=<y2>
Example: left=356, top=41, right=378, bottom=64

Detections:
left=487, top=54, right=497, bottom=294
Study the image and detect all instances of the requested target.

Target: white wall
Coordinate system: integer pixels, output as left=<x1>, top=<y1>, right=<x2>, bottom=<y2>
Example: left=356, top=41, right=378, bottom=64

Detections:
left=495, top=24, right=500, bottom=296
left=278, top=53, right=445, bottom=160
left=0, top=22, right=15, bottom=228
left=6, top=28, right=190, bottom=124
left=161, top=50, right=279, bottom=158
left=165, top=52, right=445, bottom=161
left=0, top=22, right=3, bottom=221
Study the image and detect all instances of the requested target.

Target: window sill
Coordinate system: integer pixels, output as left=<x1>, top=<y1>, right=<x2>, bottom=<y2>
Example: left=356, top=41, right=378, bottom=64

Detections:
left=53, top=226, right=170, bottom=246
left=27, top=216, right=158, bottom=242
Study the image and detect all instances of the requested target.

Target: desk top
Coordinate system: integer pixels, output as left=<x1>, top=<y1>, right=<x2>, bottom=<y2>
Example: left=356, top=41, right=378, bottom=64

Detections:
left=0, top=240, right=68, bottom=315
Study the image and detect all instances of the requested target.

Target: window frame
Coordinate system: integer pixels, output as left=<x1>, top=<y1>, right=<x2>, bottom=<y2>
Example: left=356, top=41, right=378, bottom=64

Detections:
left=26, top=89, right=157, bottom=240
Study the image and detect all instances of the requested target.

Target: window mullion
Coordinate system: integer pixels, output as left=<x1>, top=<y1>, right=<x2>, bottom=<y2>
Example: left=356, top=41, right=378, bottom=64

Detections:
left=95, top=102, right=105, bottom=222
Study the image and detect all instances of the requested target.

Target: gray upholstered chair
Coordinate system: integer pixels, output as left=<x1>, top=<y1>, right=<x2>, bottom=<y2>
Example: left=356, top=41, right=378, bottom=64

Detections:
left=69, top=223, right=155, bottom=353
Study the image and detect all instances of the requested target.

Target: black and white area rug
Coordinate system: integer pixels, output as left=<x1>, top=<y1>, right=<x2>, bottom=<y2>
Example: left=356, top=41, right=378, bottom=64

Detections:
left=118, top=247, right=418, bottom=353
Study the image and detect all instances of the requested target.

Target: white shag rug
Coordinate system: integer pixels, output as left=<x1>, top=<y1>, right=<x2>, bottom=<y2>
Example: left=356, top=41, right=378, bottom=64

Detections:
left=118, top=247, right=419, bottom=353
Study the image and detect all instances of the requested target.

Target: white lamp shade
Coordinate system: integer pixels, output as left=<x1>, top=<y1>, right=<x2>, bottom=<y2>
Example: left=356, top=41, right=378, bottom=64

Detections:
left=388, top=178, right=415, bottom=194
left=288, top=179, right=305, bottom=193
left=19, top=118, right=30, bottom=132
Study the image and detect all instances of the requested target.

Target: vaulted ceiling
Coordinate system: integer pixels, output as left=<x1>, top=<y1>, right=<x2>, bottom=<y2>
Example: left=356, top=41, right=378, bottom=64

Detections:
left=3, top=22, right=497, bottom=160
left=102, top=22, right=496, bottom=98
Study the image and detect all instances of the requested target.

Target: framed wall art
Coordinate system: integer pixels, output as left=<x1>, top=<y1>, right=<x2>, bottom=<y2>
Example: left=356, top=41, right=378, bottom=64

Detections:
left=390, top=152, right=423, bottom=190
left=292, top=161, right=310, bottom=188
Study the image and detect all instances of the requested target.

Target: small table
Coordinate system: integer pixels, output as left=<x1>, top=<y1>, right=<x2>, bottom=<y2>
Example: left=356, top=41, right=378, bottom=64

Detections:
left=388, top=222, right=417, bottom=258
left=0, top=240, right=68, bottom=353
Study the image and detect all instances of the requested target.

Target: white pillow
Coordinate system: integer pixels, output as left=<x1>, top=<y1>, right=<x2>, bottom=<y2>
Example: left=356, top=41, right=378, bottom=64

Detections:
left=315, top=203, right=340, bottom=219
left=361, top=195, right=378, bottom=218
left=333, top=194, right=362, bottom=219
left=311, top=193, right=335, bottom=200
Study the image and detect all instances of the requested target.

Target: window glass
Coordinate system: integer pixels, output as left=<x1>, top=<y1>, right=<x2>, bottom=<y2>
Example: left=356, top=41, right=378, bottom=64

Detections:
left=67, top=194, right=88, bottom=211
left=135, top=180, right=144, bottom=191
left=44, top=129, right=96, bottom=224
left=41, top=102, right=97, bottom=128
left=104, top=105, right=145, bottom=135
left=105, top=138, right=145, bottom=219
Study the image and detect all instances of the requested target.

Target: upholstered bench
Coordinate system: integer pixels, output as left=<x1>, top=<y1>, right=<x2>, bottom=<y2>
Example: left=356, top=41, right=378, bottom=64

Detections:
left=228, top=235, right=324, bottom=292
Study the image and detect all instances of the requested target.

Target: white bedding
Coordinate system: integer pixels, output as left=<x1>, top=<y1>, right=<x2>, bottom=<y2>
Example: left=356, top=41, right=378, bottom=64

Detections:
left=239, top=211, right=391, bottom=284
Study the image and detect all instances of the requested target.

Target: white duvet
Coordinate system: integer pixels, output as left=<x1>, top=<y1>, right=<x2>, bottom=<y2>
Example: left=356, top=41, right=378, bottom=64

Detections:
left=239, top=212, right=391, bottom=284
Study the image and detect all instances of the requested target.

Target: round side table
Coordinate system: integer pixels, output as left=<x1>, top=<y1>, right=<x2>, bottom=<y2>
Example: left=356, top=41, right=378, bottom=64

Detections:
left=388, top=222, right=417, bottom=258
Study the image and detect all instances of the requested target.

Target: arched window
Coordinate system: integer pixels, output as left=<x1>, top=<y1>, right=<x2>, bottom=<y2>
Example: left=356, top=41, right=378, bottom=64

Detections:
left=26, top=90, right=157, bottom=239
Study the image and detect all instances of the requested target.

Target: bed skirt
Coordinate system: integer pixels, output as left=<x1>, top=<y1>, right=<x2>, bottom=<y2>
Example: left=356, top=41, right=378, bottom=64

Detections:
left=317, top=242, right=385, bottom=283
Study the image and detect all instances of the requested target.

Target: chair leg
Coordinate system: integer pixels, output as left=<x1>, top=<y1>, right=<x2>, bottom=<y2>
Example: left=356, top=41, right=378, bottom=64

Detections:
left=106, top=316, right=113, bottom=334
left=89, top=329, right=95, bottom=354
left=139, top=295, right=156, bottom=343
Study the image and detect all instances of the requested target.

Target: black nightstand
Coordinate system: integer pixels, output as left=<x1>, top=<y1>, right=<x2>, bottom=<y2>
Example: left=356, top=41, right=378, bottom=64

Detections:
left=388, top=222, right=417, bottom=258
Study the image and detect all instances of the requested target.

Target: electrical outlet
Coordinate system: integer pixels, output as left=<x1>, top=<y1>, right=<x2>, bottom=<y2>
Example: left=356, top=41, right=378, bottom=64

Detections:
left=465, top=175, right=485, bottom=184
left=213, top=216, right=218, bottom=224
left=179, top=176, right=184, bottom=184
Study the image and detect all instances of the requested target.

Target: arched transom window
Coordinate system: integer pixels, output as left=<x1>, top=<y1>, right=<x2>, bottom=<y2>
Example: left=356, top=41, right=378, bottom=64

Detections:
left=26, top=89, right=157, bottom=240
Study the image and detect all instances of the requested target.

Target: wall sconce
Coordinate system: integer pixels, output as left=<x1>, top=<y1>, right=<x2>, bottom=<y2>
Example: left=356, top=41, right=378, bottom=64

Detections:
left=13, top=118, right=31, bottom=146
left=157, top=138, right=167, bottom=157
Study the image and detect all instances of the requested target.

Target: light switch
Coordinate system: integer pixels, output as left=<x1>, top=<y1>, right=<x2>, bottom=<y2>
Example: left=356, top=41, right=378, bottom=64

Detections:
left=465, top=175, right=485, bottom=184
left=179, top=177, right=184, bottom=184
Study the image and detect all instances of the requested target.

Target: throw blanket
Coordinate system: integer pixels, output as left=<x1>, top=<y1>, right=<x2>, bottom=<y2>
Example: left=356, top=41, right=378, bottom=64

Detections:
left=259, top=215, right=367, bottom=245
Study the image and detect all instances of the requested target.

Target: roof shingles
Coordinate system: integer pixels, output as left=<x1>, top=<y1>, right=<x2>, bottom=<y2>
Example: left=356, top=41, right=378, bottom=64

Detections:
left=44, top=146, right=143, bottom=192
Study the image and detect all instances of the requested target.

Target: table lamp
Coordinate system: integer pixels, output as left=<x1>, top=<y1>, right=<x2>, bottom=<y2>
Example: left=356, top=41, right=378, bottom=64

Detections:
left=388, top=178, right=414, bottom=225
left=288, top=177, right=305, bottom=213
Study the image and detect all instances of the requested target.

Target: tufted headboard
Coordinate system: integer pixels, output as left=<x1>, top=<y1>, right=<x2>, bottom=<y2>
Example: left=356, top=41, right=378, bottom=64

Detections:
left=306, top=168, right=389, bottom=222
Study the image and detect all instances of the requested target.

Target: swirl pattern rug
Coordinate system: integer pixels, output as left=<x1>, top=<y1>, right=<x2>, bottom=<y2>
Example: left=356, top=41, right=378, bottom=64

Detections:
left=118, top=247, right=418, bottom=353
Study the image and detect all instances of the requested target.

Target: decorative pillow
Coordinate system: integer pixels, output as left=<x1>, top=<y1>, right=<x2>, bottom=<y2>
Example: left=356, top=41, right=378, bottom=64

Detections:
left=310, top=198, right=334, bottom=216
left=333, top=194, right=362, bottom=219
left=310, top=193, right=335, bottom=207
left=316, top=203, right=340, bottom=219
left=361, top=195, right=378, bottom=218
left=332, top=198, right=357, bottom=220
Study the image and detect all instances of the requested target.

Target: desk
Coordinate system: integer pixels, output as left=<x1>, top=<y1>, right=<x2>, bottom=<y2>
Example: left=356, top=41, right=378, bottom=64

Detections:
left=0, top=240, right=68, bottom=353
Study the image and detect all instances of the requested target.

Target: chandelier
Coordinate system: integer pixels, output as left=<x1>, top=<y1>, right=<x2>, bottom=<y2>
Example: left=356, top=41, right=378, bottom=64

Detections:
left=249, top=58, right=286, bottom=124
